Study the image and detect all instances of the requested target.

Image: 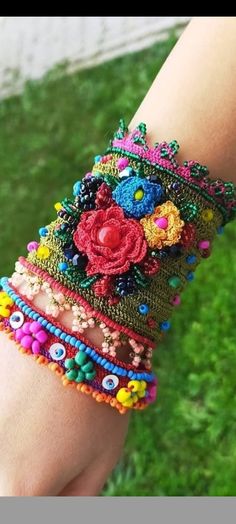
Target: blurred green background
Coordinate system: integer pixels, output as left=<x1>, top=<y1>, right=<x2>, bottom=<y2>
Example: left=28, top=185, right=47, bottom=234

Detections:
left=0, top=31, right=236, bottom=496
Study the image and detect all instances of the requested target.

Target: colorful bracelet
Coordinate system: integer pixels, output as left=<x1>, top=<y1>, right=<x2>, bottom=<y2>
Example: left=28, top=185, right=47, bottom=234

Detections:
left=0, top=119, right=235, bottom=413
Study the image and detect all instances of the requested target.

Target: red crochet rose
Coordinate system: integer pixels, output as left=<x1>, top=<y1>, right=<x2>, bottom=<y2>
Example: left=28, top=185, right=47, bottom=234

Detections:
left=73, top=206, right=147, bottom=275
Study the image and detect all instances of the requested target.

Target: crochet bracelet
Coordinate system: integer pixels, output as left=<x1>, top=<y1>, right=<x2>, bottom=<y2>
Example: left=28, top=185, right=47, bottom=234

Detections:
left=0, top=119, right=235, bottom=414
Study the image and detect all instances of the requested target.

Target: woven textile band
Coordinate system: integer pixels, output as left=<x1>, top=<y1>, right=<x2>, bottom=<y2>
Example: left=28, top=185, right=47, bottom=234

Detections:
left=0, top=120, right=235, bottom=413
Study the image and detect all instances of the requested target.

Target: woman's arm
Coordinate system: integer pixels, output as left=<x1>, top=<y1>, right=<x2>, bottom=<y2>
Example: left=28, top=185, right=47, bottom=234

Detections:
left=131, top=17, right=236, bottom=183
left=0, top=17, right=236, bottom=496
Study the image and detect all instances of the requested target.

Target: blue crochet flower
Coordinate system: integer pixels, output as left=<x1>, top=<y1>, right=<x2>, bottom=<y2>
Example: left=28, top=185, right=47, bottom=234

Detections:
left=112, top=176, right=163, bottom=219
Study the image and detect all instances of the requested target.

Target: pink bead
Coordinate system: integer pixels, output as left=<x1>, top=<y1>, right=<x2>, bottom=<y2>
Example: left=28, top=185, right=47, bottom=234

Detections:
left=27, top=241, right=39, bottom=252
left=154, top=217, right=168, bottom=229
left=21, top=335, right=33, bottom=349
left=198, top=240, right=210, bottom=250
left=30, top=321, right=41, bottom=334
left=35, top=330, right=48, bottom=343
left=117, top=158, right=129, bottom=170
left=171, top=295, right=181, bottom=306
left=22, top=322, right=31, bottom=335
left=32, top=340, right=40, bottom=354
left=84, top=172, right=92, bottom=179
left=15, top=328, right=23, bottom=342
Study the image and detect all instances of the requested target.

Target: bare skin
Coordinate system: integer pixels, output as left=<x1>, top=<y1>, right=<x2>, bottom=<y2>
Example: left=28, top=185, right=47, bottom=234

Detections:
left=0, top=17, right=236, bottom=496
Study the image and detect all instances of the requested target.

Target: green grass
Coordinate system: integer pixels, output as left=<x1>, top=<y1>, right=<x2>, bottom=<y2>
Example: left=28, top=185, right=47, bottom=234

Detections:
left=0, top=32, right=236, bottom=496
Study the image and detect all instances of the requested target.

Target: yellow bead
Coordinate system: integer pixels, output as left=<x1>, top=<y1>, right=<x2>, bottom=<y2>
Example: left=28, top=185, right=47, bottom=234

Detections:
left=0, top=305, right=11, bottom=318
left=134, top=189, right=144, bottom=201
left=123, top=398, right=135, bottom=408
left=36, top=245, right=50, bottom=260
left=201, top=208, right=214, bottom=222
left=116, top=388, right=131, bottom=404
left=54, top=202, right=62, bottom=212
left=2, top=296, right=14, bottom=307
left=0, top=291, right=8, bottom=300
left=128, top=380, right=140, bottom=392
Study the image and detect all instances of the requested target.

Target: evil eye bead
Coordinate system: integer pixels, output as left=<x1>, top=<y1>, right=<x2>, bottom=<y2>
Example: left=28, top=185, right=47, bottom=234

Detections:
left=102, top=374, right=119, bottom=391
left=49, top=342, right=66, bottom=361
left=9, top=311, right=24, bottom=329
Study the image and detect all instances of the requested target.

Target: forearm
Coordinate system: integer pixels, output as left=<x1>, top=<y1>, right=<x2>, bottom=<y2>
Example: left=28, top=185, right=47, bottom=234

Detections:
left=130, top=17, right=236, bottom=183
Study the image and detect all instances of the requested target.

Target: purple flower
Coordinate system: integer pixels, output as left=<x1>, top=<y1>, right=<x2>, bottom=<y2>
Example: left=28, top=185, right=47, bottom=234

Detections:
left=15, top=321, right=48, bottom=354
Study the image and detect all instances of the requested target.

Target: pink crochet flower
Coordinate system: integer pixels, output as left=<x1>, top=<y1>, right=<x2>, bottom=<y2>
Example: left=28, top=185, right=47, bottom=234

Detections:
left=15, top=321, right=48, bottom=354
left=73, top=206, right=147, bottom=275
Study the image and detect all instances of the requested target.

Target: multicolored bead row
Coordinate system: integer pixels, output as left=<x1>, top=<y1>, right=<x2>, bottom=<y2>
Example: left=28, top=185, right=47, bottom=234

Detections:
left=0, top=277, right=155, bottom=382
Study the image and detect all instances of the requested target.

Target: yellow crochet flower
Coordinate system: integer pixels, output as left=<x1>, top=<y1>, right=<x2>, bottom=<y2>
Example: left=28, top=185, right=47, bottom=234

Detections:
left=0, top=291, right=14, bottom=318
left=140, top=200, right=184, bottom=249
left=116, top=380, right=147, bottom=408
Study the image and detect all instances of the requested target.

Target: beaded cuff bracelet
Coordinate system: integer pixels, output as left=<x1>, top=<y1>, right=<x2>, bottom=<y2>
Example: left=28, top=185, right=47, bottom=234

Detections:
left=0, top=120, right=235, bottom=413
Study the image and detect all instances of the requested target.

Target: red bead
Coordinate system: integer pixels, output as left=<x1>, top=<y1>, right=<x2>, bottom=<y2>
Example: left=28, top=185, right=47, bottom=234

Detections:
left=147, top=317, right=157, bottom=329
left=92, top=275, right=114, bottom=297
left=97, top=225, right=121, bottom=248
left=108, top=296, right=120, bottom=306
left=201, top=248, right=211, bottom=258
left=141, top=256, right=161, bottom=276
left=95, top=183, right=115, bottom=209
left=180, top=223, right=196, bottom=248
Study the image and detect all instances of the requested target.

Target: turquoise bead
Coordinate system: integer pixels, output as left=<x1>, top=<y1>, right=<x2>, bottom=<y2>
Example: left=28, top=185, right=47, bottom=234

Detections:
left=138, top=303, right=150, bottom=315
left=39, top=227, right=48, bottom=237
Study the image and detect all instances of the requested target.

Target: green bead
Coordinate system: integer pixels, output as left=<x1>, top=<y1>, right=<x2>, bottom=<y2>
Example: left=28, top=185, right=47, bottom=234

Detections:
left=79, top=275, right=99, bottom=289
left=81, top=361, right=94, bottom=373
left=66, top=369, right=77, bottom=381
left=75, top=351, right=87, bottom=367
left=75, top=371, right=85, bottom=383
left=85, top=370, right=96, bottom=381
left=65, top=358, right=75, bottom=370
left=168, top=275, right=181, bottom=288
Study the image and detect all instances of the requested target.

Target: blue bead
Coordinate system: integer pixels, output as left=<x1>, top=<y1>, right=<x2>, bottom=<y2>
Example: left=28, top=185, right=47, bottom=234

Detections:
left=41, top=319, right=47, bottom=327
left=132, top=373, right=137, bottom=380
left=90, top=350, right=96, bottom=357
left=112, top=366, right=118, bottom=374
left=26, top=307, right=31, bottom=315
left=38, top=317, right=44, bottom=323
left=138, top=303, right=150, bottom=315
left=58, top=262, right=68, bottom=272
left=186, top=254, right=197, bottom=264
left=65, top=335, right=70, bottom=343
left=96, top=356, right=102, bottom=364
left=93, top=355, right=98, bottom=362
left=75, top=340, right=81, bottom=348
left=160, top=320, right=171, bottom=331
left=50, top=326, right=55, bottom=333
left=33, top=313, right=38, bottom=320
left=73, top=181, right=81, bottom=196
left=94, top=155, right=102, bottom=163
left=61, top=333, right=66, bottom=340
left=104, top=362, right=111, bottom=370
left=55, top=328, right=61, bottom=337
left=69, top=337, right=77, bottom=346
left=128, top=371, right=133, bottom=378
left=79, top=343, right=86, bottom=351
left=39, top=227, right=48, bottom=237
left=101, top=358, right=107, bottom=366
left=186, top=271, right=194, bottom=281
